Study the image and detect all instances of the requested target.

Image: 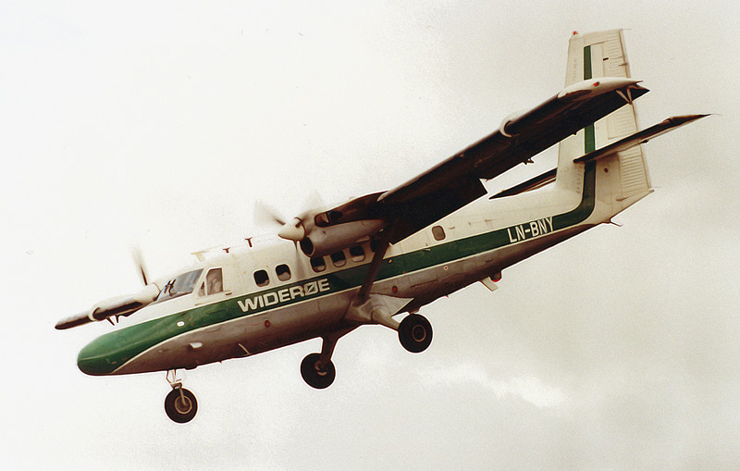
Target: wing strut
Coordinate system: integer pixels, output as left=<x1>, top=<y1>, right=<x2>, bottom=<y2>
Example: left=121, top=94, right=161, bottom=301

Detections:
left=356, top=223, right=397, bottom=303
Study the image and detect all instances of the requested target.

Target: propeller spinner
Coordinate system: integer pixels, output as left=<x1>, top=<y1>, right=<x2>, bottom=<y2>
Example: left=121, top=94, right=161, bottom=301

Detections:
left=277, top=217, right=306, bottom=241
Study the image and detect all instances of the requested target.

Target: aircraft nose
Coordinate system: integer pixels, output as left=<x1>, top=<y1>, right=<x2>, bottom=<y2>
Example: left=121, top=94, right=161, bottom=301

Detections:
left=77, top=335, right=119, bottom=376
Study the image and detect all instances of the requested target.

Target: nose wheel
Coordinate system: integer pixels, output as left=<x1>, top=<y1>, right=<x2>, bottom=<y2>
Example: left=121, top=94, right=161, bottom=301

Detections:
left=164, top=370, right=198, bottom=423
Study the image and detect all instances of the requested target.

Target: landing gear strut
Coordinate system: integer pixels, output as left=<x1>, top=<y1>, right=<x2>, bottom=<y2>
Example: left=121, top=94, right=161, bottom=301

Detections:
left=164, top=370, right=198, bottom=423
left=398, top=314, right=433, bottom=353
left=299, top=331, right=349, bottom=389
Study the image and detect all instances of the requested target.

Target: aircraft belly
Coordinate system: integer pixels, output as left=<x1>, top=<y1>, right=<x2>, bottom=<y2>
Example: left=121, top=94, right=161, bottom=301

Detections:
left=113, top=291, right=354, bottom=375
left=400, top=225, right=595, bottom=312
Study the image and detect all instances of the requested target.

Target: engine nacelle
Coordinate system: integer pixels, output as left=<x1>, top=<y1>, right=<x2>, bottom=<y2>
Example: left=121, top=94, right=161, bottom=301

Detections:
left=90, top=283, right=161, bottom=321
left=300, top=219, right=385, bottom=258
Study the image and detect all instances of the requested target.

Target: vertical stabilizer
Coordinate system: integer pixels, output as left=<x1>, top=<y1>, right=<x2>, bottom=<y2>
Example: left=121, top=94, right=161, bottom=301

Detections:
left=556, top=30, right=652, bottom=213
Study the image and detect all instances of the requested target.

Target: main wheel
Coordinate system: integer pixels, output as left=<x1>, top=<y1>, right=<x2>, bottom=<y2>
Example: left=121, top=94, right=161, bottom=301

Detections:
left=398, top=314, right=433, bottom=353
left=164, top=387, right=198, bottom=423
left=300, top=353, right=336, bottom=389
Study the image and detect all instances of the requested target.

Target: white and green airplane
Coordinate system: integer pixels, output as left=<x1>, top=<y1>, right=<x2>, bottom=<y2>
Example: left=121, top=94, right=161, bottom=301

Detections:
left=56, top=30, right=706, bottom=423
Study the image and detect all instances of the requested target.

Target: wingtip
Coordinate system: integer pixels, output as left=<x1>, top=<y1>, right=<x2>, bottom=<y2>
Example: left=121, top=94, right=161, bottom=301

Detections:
left=55, top=312, right=93, bottom=330
left=665, top=114, right=712, bottom=127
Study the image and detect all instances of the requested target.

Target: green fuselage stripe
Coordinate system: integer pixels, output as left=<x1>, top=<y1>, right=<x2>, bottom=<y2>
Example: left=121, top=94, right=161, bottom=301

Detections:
left=79, top=164, right=598, bottom=375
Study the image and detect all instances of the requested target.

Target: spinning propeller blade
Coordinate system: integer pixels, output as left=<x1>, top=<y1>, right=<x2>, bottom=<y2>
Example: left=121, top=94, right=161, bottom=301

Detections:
left=255, top=191, right=327, bottom=242
left=131, top=244, right=150, bottom=286
left=253, top=200, right=287, bottom=228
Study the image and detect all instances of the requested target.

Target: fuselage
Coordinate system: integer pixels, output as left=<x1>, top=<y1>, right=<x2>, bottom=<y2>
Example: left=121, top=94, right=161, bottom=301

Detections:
left=77, top=159, right=616, bottom=377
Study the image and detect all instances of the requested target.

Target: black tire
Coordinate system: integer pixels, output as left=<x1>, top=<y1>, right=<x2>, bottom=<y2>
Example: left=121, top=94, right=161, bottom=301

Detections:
left=398, top=314, right=433, bottom=353
left=164, top=388, right=198, bottom=424
left=300, top=353, right=336, bottom=389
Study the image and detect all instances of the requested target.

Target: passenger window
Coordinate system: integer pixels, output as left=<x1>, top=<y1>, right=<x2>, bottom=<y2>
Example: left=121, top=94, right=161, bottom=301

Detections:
left=254, top=269, right=270, bottom=287
left=205, top=268, right=224, bottom=295
left=349, top=245, right=365, bottom=262
left=310, top=256, right=326, bottom=272
left=276, top=264, right=291, bottom=281
left=432, top=225, right=446, bottom=241
left=330, top=251, right=346, bottom=267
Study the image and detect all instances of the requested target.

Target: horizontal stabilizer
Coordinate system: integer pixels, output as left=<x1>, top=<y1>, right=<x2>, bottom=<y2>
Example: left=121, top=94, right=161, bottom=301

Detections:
left=489, top=168, right=557, bottom=199
left=574, top=114, right=709, bottom=164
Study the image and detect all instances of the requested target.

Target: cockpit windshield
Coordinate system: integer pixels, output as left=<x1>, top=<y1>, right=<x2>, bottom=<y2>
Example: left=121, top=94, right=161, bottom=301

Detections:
left=154, top=269, right=203, bottom=303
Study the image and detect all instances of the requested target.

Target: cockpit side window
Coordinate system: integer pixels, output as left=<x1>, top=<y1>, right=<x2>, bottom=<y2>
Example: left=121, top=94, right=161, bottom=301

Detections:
left=155, top=269, right=203, bottom=303
left=206, top=268, right=223, bottom=295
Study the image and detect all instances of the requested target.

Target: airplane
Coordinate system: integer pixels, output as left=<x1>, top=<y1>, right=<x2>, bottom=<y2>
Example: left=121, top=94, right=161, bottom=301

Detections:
left=56, top=29, right=706, bottom=423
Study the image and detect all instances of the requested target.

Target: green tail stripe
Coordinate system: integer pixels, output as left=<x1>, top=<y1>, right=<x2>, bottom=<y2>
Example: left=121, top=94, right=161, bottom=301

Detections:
left=585, top=124, right=596, bottom=154
left=584, top=45, right=592, bottom=80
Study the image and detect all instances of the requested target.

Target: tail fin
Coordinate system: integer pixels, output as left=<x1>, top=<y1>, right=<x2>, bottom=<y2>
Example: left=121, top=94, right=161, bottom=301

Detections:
left=556, top=30, right=651, bottom=212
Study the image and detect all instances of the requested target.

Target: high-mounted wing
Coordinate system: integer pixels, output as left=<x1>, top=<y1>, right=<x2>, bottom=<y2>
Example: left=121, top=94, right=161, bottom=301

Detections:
left=285, top=75, right=647, bottom=253
left=277, top=29, right=706, bottom=261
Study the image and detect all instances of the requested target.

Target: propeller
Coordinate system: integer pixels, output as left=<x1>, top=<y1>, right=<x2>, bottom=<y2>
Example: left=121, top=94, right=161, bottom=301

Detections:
left=253, top=200, right=287, bottom=228
left=131, top=244, right=151, bottom=286
left=254, top=199, right=303, bottom=239
left=277, top=217, right=306, bottom=241
left=254, top=192, right=327, bottom=242
left=55, top=244, right=158, bottom=330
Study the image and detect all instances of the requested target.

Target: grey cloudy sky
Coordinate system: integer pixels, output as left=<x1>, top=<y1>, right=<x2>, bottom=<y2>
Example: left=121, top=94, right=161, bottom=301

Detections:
left=2, top=1, right=738, bottom=469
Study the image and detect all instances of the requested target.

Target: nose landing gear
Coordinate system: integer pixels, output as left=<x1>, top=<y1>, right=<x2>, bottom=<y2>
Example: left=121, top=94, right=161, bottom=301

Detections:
left=164, top=370, right=198, bottom=423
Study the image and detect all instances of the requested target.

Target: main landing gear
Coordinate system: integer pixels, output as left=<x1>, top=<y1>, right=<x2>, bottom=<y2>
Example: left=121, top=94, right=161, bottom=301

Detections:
left=300, top=330, right=343, bottom=389
left=164, top=370, right=198, bottom=424
left=398, top=313, right=433, bottom=353
left=299, top=313, right=433, bottom=389
left=301, top=353, right=336, bottom=389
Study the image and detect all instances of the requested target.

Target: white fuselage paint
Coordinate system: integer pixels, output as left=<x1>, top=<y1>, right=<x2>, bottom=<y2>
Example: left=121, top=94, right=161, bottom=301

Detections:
left=111, top=167, right=624, bottom=376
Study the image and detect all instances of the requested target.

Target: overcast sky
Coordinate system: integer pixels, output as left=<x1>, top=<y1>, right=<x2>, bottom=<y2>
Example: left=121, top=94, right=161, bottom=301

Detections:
left=2, top=1, right=738, bottom=469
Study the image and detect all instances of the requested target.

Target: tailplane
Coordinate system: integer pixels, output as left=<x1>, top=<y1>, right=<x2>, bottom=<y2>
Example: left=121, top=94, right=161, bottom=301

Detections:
left=490, top=30, right=707, bottom=209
